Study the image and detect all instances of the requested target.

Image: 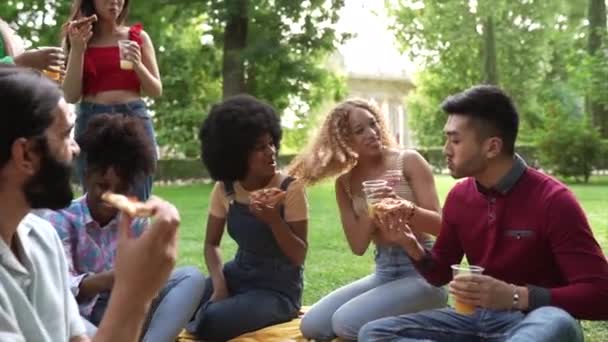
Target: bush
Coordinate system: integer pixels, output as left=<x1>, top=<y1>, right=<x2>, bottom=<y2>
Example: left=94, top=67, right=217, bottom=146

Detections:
left=416, top=147, right=445, bottom=173
left=155, top=159, right=208, bottom=181
left=536, top=117, right=602, bottom=183
left=152, top=155, right=298, bottom=182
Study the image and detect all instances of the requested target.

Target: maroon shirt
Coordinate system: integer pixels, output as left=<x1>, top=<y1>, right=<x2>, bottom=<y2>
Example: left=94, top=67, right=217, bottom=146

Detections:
left=419, top=156, right=608, bottom=320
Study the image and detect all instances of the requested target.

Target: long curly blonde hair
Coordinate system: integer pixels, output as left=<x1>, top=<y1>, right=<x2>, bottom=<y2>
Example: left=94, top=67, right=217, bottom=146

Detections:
left=287, top=99, right=398, bottom=185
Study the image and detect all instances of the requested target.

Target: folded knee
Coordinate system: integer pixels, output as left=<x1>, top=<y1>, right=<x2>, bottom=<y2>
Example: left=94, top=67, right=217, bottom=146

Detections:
left=300, top=312, right=335, bottom=341
left=331, top=309, right=361, bottom=340
left=531, top=307, right=581, bottom=338
left=358, top=320, right=380, bottom=341
left=176, top=266, right=206, bottom=283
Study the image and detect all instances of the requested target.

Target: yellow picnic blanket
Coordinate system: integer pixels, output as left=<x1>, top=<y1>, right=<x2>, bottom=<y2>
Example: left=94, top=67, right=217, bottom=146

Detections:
left=176, top=307, right=341, bottom=342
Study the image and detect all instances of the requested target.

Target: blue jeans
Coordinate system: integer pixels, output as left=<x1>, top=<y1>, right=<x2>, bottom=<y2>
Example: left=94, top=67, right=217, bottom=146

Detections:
left=300, top=244, right=447, bottom=341
left=358, top=306, right=583, bottom=342
left=85, top=266, right=206, bottom=342
left=75, top=100, right=157, bottom=201
left=186, top=250, right=300, bottom=341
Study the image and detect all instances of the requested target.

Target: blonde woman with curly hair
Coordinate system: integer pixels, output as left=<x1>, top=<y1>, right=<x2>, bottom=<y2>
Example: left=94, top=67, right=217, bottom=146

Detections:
left=288, top=99, right=447, bottom=341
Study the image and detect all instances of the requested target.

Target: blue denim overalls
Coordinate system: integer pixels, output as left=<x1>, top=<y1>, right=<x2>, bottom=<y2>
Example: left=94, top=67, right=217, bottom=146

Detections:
left=187, top=176, right=304, bottom=341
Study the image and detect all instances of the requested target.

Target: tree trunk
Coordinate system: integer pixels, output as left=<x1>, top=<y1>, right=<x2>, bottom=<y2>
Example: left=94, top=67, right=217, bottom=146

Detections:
left=222, top=0, right=248, bottom=99
left=587, top=0, right=608, bottom=137
left=482, top=15, right=499, bottom=85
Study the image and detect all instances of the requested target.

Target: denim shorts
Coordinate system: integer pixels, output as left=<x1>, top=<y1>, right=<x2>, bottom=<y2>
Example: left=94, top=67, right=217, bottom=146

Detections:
left=374, top=240, right=434, bottom=282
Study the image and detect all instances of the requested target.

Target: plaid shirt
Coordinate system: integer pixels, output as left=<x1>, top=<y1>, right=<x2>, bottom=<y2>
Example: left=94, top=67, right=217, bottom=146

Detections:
left=40, top=195, right=147, bottom=318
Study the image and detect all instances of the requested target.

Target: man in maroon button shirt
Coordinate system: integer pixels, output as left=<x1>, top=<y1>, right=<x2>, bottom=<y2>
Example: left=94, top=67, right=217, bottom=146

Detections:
left=359, top=85, right=608, bottom=342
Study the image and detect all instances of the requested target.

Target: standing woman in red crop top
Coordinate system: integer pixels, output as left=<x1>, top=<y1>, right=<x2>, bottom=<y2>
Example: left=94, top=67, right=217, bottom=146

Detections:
left=62, top=0, right=162, bottom=201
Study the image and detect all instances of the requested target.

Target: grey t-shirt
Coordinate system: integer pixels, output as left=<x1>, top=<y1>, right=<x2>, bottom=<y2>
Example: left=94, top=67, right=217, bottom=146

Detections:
left=0, top=214, right=86, bottom=341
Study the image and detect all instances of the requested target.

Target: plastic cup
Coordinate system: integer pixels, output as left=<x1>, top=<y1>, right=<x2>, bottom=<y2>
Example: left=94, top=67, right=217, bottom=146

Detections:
left=451, top=264, right=484, bottom=315
left=118, top=40, right=134, bottom=70
left=362, top=179, right=387, bottom=218
left=42, top=68, right=61, bottom=81
left=383, top=169, right=403, bottom=188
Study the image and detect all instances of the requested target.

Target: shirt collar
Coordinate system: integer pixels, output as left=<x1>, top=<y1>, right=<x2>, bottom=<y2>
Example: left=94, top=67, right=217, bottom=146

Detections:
left=476, top=154, right=527, bottom=195
left=76, top=195, right=97, bottom=227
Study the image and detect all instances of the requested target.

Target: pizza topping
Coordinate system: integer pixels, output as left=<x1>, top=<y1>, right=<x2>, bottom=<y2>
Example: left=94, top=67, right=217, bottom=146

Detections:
left=249, top=187, right=286, bottom=206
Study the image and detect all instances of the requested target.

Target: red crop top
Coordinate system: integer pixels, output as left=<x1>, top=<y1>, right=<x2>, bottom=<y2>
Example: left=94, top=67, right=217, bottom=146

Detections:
left=82, top=23, right=143, bottom=95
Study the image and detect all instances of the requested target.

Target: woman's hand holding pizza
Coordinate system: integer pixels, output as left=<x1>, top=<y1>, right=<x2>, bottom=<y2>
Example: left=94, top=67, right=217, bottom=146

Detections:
left=372, top=197, right=419, bottom=249
left=249, top=188, right=286, bottom=226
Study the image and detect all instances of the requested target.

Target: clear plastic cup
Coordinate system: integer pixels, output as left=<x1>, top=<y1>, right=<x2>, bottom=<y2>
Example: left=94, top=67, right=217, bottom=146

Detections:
left=451, top=264, right=484, bottom=315
left=362, top=179, right=388, bottom=217
left=383, top=169, right=403, bottom=188
left=118, top=40, right=134, bottom=70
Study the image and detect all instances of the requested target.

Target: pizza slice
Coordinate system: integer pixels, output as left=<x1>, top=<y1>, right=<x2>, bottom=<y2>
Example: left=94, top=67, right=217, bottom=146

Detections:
left=74, top=14, right=98, bottom=27
left=372, top=197, right=414, bottom=224
left=249, top=187, right=287, bottom=207
left=101, top=192, right=154, bottom=218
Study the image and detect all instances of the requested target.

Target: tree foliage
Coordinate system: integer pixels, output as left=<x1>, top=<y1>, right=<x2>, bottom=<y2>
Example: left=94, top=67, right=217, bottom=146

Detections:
left=387, top=0, right=607, bottom=146
left=1, top=0, right=347, bottom=157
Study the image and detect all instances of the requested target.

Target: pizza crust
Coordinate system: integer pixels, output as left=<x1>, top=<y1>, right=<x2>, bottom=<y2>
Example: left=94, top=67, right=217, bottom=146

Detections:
left=249, top=187, right=287, bottom=206
left=372, top=197, right=413, bottom=222
left=101, top=192, right=154, bottom=218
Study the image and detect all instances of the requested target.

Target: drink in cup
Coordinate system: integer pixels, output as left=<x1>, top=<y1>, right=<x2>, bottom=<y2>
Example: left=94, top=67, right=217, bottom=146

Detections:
left=42, top=69, right=61, bottom=81
left=118, top=40, right=134, bottom=70
left=451, top=264, right=484, bottom=315
left=362, top=179, right=387, bottom=218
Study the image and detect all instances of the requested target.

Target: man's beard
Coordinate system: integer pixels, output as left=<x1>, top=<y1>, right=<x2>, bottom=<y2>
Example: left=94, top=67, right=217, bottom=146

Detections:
left=23, top=143, right=74, bottom=210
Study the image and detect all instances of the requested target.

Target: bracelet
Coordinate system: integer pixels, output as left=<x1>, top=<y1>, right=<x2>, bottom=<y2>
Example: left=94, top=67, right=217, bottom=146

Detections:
left=512, top=285, right=520, bottom=310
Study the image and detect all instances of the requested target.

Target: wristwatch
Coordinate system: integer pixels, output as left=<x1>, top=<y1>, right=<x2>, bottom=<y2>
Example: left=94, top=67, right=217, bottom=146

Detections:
left=512, top=285, right=520, bottom=310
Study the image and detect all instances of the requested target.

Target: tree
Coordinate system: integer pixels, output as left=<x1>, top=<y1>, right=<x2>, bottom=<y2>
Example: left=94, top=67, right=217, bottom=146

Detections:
left=482, top=15, right=498, bottom=85
left=387, top=0, right=561, bottom=146
left=170, top=0, right=349, bottom=152
left=2, top=1, right=348, bottom=157
left=222, top=0, right=248, bottom=98
left=586, top=0, right=608, bottom=137
left=0, top=1, right=71, bottom=48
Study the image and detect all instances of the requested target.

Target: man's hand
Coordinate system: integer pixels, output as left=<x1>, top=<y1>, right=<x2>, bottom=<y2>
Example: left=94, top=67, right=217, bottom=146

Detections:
left=112, top=196, right=180, bottom=305
left=375, top=208, right=425, bottom=260
left=449, top=274, right=517, bottom=311
left=376, top=222, right=412, bottom=247
left=14, top=47, right=65, bottom=71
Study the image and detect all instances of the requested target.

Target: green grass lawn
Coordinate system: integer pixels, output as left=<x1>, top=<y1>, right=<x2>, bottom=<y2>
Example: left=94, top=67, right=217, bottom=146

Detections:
left=154, top=175, right=608, bottom=341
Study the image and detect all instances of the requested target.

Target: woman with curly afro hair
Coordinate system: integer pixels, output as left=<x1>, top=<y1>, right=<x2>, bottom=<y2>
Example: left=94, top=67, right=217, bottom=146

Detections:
left=186, top=95, right=308, bottom=341
left=288, top=99, right=447, bottom=341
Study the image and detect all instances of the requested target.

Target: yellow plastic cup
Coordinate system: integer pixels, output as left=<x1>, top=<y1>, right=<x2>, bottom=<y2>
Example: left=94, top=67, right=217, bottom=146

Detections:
left=42, top=69, right=61, bottom=81
left=451, top=264, right=484, bottom=315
